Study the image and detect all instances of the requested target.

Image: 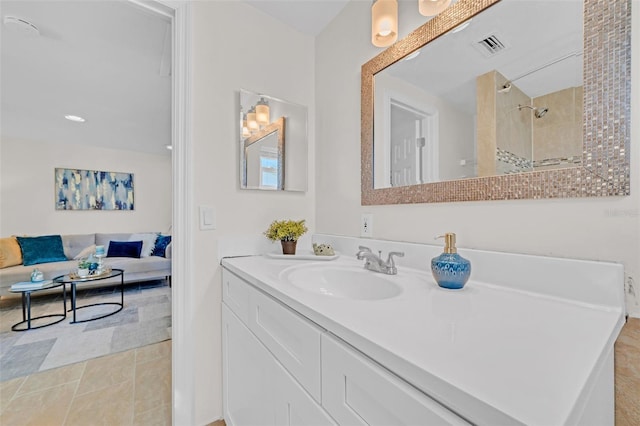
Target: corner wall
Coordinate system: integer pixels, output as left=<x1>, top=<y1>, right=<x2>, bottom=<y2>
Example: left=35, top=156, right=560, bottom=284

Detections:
left=0, top=138, right=171, bottom=236
left=315, top=1, right=639, bottom=316
left=190, top=2, right=316, bottom=423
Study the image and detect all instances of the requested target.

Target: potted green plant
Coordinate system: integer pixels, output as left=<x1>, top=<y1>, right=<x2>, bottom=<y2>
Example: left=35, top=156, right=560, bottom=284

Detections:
left=77, top=258, right=91, bottom=277
left=264, top=219, right=308, bottom=255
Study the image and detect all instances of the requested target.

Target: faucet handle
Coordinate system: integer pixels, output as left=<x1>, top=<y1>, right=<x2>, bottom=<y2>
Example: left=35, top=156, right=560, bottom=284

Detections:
left=358, top=245, right=372, bottom=252
left=387, top=251, right=404, bottom=264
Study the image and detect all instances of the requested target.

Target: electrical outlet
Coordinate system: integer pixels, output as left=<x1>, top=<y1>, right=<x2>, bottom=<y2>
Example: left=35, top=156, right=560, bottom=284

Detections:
left=361, top=213, right=373, bottom=238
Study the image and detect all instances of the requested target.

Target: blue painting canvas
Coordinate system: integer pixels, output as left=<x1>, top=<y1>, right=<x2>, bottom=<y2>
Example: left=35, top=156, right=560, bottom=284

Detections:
left=55, top=168, right=134, bottom=210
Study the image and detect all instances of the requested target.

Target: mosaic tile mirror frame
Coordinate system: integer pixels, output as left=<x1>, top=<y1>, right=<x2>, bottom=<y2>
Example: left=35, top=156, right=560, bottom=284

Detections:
left=361, top=0, right=631, bottom=204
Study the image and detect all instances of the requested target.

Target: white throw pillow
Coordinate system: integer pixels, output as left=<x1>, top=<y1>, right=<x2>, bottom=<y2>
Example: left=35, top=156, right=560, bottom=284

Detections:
left=128, top=233, right=158, bottom=257
left=73, top=244, right=96, bottom=260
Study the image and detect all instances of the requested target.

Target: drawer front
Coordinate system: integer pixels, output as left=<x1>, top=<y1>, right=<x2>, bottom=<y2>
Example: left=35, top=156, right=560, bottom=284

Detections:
left=222, top=269, right=251, bottom=325
left=321, top=334, right=469, bottom=426
left=249, top=287, right=323, bottom=402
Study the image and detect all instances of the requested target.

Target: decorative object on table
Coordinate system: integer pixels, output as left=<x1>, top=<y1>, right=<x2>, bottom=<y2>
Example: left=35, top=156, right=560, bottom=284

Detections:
left=431, top=233, right=471, bottom=290
left=30, top=268, right=44, bottom=282
left=312, top=243, right=335, bottom=256
left=55, top=167, right=134, bottom=210
left=95, top=244, right=106, bottom=272
left=264, top=219, right=308, bottom=255
left=77, top=258, right=90, bottom=277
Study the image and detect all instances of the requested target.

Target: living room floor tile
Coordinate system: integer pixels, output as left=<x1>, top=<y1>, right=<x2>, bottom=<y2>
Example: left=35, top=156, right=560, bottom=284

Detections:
left=0, top=381, right=77, bottom=426
left=17, top=362, right=85, bottom=396
left=135, top=338, right=171, bottom=364
left=65, top=379, right=134, bottom=426
left=0, top=376, right=25, bottom=411
left=134, top=355, right=172, bottom=414
left=75, top=350, right=135, bottom=396
left=0, top=341, right=174, bottom=425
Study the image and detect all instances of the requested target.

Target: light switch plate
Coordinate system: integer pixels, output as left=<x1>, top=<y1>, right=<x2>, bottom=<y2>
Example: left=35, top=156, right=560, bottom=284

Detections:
left=199, top=206, right=216, bottom=230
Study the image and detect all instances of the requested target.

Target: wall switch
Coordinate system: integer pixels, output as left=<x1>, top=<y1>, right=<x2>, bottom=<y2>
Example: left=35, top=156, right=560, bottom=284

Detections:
left=199, top=206, right=216, bottom=230
left=361, top=213, right=373, bottom=238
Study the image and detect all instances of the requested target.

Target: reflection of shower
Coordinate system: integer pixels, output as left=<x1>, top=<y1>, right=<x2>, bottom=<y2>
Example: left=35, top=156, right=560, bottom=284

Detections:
left=518, top=104, right=549, bottom=119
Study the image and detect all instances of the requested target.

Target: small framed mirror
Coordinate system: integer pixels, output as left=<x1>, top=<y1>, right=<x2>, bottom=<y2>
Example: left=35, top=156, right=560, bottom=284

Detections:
left=239, top=89, right=308, bottom=192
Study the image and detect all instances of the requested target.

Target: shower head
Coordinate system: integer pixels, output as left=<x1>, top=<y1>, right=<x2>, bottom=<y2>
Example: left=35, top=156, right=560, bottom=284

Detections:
left=518, top=104, right=549, bottom=119
left=535, top=107, right=548, bottom=118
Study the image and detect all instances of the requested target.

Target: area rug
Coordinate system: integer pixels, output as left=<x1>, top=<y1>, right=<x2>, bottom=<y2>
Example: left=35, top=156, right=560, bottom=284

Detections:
left=0, top=280, right=171, bottom=382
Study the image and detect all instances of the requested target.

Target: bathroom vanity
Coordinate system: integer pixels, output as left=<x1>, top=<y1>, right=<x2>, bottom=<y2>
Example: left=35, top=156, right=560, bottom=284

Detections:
left=221, top=236, right=625, bottom=425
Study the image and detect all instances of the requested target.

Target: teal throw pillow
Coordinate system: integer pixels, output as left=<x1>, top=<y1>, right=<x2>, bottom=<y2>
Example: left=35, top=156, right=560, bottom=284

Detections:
left=16, top=235, right=67, bottom=266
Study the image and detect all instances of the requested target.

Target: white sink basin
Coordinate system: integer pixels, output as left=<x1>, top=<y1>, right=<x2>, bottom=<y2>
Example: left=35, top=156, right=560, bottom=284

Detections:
left=279, top=264, right=402, bottom=300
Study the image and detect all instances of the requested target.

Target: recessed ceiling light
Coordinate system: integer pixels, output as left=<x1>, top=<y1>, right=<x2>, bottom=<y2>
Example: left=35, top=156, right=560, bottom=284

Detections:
left=64, top=115, right=86, bottom=123
left=166, top=145, right=173, bottom=150
left=404, top=51, right=421, bottom=61
left=450, top=19, right=472, bottom=34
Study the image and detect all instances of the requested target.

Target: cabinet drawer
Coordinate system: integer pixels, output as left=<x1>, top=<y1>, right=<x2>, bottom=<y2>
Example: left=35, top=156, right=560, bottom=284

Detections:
left=222, top=269, right=251, bottom=325
left=322, top=334, right=469, bottom=426
left=249, top=287, right=323, bottom=402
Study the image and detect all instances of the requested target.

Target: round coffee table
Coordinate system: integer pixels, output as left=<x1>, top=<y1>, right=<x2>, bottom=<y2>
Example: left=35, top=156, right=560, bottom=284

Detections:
left=10, top=281, right=67, bottom=331
left=53, top=268, right=125, bottom=324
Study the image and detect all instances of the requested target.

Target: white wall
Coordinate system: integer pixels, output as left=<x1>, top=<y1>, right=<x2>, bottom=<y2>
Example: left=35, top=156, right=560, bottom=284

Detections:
left=315, top=1, right=640, bottom=316
left=0, top=137, right=171, bottom=236
left=190, top=2, right=315, bottom=423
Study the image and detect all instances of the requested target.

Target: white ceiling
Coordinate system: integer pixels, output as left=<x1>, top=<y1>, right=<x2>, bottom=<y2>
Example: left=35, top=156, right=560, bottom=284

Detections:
left=1, top=1, right=582, bottom=155
left=1, top=1, right=172, bottom=155
left=0, top=0, right=346, bottom=156
left=244, top=0, right=349, bottom=36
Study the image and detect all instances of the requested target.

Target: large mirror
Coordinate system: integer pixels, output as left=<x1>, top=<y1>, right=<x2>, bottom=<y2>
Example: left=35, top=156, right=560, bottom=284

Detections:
left=239, top=89, right=308, bottom=191
left=362, top=0, right=631, bottom=204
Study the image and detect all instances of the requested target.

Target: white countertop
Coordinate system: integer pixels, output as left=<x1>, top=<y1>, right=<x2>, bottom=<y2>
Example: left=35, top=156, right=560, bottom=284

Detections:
left=222, top=253, right=624, bottom=425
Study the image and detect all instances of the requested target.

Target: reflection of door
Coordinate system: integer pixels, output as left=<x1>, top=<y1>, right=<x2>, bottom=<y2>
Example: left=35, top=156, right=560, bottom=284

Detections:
left=390, top=101, right=437, bottom=186
left=390, top=103, right=419, bottom=186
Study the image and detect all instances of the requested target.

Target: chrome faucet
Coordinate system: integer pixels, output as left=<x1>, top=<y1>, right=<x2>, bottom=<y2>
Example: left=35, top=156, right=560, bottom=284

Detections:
left=356, top=246, right=404, bottom=275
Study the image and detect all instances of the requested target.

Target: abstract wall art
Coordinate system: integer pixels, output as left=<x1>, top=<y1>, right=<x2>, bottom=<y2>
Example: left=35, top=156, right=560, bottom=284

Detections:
left=55, top=168, right=134, bottom=210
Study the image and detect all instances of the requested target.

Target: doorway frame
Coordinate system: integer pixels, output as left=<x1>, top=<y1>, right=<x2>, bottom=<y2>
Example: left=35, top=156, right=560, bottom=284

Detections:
left=128, top=1, right=194, bottom=424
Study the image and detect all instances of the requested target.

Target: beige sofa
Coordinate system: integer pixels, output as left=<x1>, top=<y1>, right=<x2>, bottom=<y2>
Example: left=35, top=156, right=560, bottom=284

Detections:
left=0, top=233, right=171, bottom=296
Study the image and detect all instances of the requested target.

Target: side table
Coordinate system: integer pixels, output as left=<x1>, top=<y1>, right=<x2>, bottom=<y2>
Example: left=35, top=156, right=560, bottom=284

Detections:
left=9, top=281, right=67, bottom=331
left=53, top=268, right=125, bottom=324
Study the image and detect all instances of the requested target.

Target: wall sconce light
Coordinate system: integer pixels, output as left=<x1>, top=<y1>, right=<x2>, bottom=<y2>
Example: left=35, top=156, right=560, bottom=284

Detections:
left=371, top=0, right=398, bottom=47
left=418, top=0, right=452, bottom=17
left=255, top=97, right=270, bottom=126
left=247, top=107, right=259, bottom=132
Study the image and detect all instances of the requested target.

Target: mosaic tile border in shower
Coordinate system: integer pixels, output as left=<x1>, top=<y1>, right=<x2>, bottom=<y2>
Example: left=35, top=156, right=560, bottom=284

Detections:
left=361, top=0, right=631, bottom=204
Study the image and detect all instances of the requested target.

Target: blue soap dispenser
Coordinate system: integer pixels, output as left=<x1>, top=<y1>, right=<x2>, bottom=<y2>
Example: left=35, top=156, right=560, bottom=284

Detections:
left=431, top=233, right=471, bottom=290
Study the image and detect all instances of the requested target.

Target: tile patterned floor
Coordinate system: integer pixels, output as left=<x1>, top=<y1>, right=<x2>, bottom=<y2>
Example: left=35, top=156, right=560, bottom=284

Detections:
left=0, top=340, right=172, bottom=426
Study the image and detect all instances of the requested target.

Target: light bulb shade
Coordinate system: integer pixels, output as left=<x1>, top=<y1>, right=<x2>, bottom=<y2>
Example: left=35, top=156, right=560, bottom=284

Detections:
left=372, top=0, right=398, bottom=47
left=242, top=114, right=250, bottom=137
left=419, top=0, right=452, bottom=17
left=255, top=97, right=270, bottom=125
left=247, top=108, right=258, bottom=131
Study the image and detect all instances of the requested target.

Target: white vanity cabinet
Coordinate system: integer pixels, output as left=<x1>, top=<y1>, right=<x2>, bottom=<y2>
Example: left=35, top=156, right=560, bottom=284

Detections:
left=222, top=268, right=468, bottom=426
left=321, top=333, right=469, bottom=426
left=222, top=270, right=334, bottom=426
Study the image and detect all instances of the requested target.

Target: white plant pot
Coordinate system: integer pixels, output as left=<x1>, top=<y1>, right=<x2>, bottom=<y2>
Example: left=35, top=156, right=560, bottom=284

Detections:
left=77, top=268, right=89, bottom=277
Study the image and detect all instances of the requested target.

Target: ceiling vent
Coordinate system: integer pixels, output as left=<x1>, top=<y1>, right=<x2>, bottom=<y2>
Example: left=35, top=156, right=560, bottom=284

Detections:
left=473, top=33, right=508, bottom=57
